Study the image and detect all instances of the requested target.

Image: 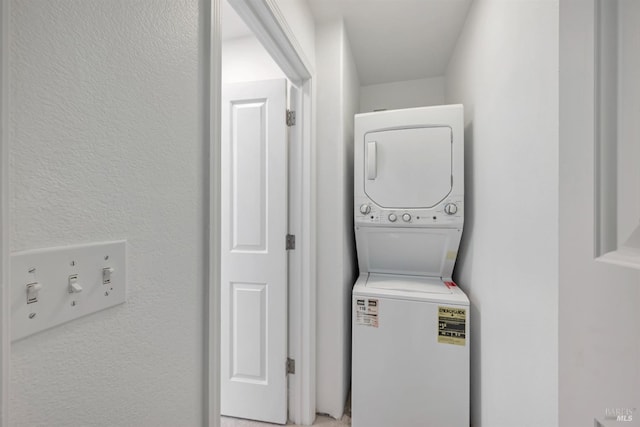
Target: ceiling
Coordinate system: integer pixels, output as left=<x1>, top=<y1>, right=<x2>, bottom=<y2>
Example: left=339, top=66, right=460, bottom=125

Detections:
left=222, top=0, right=473, bottom=86
left=308, top=0, right=473, bottom=86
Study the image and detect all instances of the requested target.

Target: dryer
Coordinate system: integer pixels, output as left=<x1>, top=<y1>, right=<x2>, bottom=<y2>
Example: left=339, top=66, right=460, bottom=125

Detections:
left=351, top=105, right=470, bottom=427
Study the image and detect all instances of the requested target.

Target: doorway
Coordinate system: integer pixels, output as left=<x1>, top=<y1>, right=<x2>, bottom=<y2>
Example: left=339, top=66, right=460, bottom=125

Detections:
left=216, top=0, right=314, bottom=425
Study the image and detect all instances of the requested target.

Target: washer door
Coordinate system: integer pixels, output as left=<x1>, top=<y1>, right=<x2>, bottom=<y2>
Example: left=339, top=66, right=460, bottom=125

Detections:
left=364, top=126, right=452, bottom=209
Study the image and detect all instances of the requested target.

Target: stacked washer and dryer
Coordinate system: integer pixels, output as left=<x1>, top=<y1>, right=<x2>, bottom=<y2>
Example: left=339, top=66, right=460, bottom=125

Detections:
left=351, top=105, right=470, bottom=427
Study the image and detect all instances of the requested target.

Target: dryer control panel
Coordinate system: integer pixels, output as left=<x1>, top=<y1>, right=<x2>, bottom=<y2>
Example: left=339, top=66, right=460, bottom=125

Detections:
left=355, top=195, right=464, bottom=227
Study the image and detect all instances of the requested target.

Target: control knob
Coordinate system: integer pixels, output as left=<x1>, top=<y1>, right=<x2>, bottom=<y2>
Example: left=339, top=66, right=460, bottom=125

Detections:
left=402, top=213, right=411, bottom=222
left=359, top=204, right=371, bottom=215
left=444, top=203, right=458, bottom=215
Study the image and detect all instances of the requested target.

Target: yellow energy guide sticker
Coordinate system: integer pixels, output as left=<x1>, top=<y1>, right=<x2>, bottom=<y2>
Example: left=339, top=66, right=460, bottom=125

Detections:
left=438, top=306, right=466, bottom=346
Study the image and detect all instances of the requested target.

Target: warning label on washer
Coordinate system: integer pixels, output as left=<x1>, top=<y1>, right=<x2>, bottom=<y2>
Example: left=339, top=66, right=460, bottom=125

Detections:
left=438, top=306, right=466, bottom=346
left=355, top=298, right=379, bottom=328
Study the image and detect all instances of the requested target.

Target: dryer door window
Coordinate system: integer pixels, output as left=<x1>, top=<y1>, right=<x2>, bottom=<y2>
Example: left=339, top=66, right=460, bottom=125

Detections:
left=364, top=126, right=452, bottom=209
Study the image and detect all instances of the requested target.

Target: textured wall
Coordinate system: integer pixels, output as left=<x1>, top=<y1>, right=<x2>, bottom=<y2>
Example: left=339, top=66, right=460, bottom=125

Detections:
left=9, top=1, right=205, bottom=426
left=445, top=1, right=559, bottom=426
left=359, top=76, right=445, bottom=113
left=315, top=19, right=358, bottom=419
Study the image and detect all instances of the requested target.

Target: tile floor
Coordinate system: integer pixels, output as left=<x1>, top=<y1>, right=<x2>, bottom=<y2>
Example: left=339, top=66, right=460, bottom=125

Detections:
left=220, top=414, right=351, bottom=427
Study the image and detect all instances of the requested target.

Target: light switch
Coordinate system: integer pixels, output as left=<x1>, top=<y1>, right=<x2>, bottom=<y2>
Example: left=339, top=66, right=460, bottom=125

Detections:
left=68, top=274, right=82, bottom=293
left=11, top=240, right=126, bottom=341
left=102, top=267, right=114, bottom=285
left=26, top=282, right=42, bottom=304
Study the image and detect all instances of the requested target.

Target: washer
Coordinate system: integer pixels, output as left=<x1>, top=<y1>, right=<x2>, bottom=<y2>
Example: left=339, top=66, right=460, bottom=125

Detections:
left=352, top=274, right=469, bottom=427
left=351, top=105, right=469, bottom=427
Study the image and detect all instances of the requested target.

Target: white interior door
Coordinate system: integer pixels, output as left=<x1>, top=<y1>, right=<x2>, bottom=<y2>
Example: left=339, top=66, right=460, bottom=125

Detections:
left=221, top=79, right=288, bottom=424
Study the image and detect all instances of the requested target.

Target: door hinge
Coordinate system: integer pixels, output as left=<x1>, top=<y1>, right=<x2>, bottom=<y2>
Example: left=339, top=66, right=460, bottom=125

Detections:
left=286, top=234, right=295, bottom=250
left=286, top=109, right=296, bottom=126
left=286, top=358, right=295, bottom=374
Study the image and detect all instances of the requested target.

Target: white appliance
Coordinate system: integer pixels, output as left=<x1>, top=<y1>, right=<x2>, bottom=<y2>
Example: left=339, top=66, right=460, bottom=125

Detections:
left=352, top=105, right=470, bottom=427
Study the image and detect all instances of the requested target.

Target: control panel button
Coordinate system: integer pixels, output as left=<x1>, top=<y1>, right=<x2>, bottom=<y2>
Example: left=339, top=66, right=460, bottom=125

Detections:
left=359, top=204, right=371, bottom=215
left=444, top=203, right=458, bottom=215
left=402, top=213, right=411, bottom=222
left=388, top=213, right=397, bottom=222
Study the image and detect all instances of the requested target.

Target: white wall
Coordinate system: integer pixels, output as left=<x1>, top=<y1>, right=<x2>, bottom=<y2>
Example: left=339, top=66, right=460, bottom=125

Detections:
left=342, top=21, right=359, bottom=381
left=445, top=1, right=559, bottom=426
left=359, top=76, right=445, bottom=113
left=222, top=36, right=284, bottom=84
left=559, top=1, right=640, bottom=425
left=9, top=1, right=205, bottom=426
left=315, top=19, right=359, bottom=420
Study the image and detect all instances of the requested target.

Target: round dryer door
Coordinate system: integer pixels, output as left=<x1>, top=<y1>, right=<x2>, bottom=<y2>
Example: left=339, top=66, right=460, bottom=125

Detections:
left=364, top=126, right=452, bottom=209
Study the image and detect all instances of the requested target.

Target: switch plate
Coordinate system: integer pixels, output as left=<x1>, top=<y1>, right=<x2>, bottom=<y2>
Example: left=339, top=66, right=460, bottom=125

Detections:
left=11, top=240, right=126, bottom=341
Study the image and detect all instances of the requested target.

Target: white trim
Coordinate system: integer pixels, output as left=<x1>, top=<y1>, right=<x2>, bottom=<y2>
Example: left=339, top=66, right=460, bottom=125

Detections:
left=286, top=78, right=316, bottom=425
left=592, top=0, right=640, bottom=271
left=593, top=0, right=603, bottom=256
left=0, top=0, right=10, bottom=424
left=593, top=0, right=618, bottom=258
left=228, top=0, right=313, bottom=83
left=216, top=0, right=316, bottom=424
left=206, top=0, right=222, bottom=426
left=287, top=82, right=303, bottom=423
left=297, top=77, right=316, bottom=425
left=597, top=247, right=640, bottom=270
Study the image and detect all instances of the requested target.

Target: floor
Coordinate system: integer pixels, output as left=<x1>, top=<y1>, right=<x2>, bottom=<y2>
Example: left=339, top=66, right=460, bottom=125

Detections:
left=222, top=393, right=352, bottom=426
left=220, top=414, right=351, bottom=427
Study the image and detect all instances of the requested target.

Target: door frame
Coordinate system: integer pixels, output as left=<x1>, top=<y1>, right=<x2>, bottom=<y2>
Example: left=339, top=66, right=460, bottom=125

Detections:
left=1, top=0, right=10, bottom=425
left=206, top=0, right=316, bottom=425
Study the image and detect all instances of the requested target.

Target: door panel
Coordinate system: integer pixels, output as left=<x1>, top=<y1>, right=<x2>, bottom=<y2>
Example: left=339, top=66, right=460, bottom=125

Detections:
left=230, top=101, right=268, bottom=251
left=231, top=282, right=267, bottom=382
left=221, top=79, right=288, bottom=424
left=364, top=126, right=452, bottom=208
